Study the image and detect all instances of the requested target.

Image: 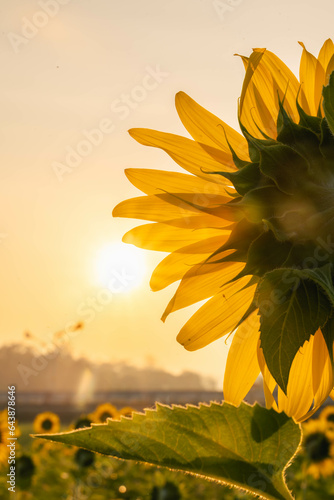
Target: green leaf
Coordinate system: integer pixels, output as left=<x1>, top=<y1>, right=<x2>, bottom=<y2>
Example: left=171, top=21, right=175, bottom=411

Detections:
left=296, top=264, right=334, bottom=307
left=257, top=268, right=331, bottom=394
left=35, top=402, right=300, bottom=500
left=323, top=71, right=334, bottom=135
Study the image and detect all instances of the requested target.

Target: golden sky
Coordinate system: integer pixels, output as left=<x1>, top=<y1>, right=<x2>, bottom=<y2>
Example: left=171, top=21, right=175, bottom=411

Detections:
left=1, top=0, right=334, bottom=387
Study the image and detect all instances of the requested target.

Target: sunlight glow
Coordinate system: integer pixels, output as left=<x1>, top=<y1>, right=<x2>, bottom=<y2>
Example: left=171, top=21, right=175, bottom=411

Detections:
left=94, top=242, right=146, bottom=294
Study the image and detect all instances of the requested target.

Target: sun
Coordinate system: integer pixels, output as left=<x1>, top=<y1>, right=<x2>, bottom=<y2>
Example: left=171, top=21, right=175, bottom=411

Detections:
left=94, top=242, right=146, bottom=293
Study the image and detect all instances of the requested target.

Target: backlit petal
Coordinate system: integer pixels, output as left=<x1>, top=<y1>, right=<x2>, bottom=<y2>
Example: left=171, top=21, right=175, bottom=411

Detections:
left=318, top=38, right=334, bottom=72
left=150, top=239, right=234, bottom=291
left=177, top=282, right=256, bottom=350
left=129, top=128, right=237, bottom=185
left=277, top=335, right=314, bottom=421
left=123, top=223, right=226, bottom=252
left=162, top=261, right=245, bottom=319
left=113, top=194, right=233, bottom=227
left=124, top=168, right=228, bottom=196
left=312, top=329, right=333, bottom=410
left=175, top=91, right=249, bottom=160
left=299, top=42, right=325, bottom=116
left=223, top=310, right=261, bottom=405
left=257, top=344, right=278, bottom=411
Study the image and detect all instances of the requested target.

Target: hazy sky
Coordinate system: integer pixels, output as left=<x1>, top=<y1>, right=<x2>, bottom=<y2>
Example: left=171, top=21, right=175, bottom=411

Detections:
left=1, top=0, right=334, bottom=387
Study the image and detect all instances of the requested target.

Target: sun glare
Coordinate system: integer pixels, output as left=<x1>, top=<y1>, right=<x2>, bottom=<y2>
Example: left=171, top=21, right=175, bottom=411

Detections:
left=94, top=242, right=146, bottom=293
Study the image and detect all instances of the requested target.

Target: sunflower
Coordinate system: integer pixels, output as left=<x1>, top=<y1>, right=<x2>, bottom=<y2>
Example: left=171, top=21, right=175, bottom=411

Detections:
left=0, top=409, right=10, bottom=466
left=113, top=40, right=334, bottom=422
left=320, top=405, right=334, bottom=427
left=118, top=406, right=136, bottom=418
left=33, top=411, right=60, bottom=434
left=72, top=415, right=93, bottom=430
left=91, top=403, right=118, bottom=422
left=302, top=419, right=334, bottom=478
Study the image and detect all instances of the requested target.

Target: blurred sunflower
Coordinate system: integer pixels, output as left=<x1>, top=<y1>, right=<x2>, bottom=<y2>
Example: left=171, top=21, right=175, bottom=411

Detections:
left=302, top=419, right=334, bottom=478
left=113, top=40, right=334, bottom=422
left=33, top=412, right=60, bottom=434
left=72, top=415, right=93, bottom=430
left=320, top=405, right=334, bottom=426
left=118, top=406, right=136, bottom=418
left=92, top=403, right=118, bottom=422
left=0, top=410, right=10, bottom=465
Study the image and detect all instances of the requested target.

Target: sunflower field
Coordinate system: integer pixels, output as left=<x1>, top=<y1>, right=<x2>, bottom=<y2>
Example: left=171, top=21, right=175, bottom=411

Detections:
left=1, top=405, right=334, bottom=499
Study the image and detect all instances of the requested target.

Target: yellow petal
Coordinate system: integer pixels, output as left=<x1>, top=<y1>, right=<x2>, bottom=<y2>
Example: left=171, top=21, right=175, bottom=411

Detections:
left=240, top=49, right=301, bottom=134
left=259, top=50, right=301, bottom=120
left=113, top=195, right=203, bottom=222
left=325, top=54, right=334, bottom=85
left=239, top=49, right=277, bottom=138
left=128, top=128, right=237, bottom=185
left=257, top=345, right=278, bottom=411
left=123, top=223, right=227, bottom=252
left=113, top=194, right=233, bottom=228
left=277, top=335, right=314, bottom=421
left=299, top=42, right=325, bottom=116
left=162, top=261, right=245, bottom=319
left=318, top=38, right=334, bottom=73
left=223, top=310, right=261, bottom=405
left=175, top=92, right=249, bottom=160
left=124, top=168, right=228, bottom=196
left=177, top=281, right=257, bottom=351
left=150, top=237, right=233, bottom=291
left=312, top=329, right=333, bottom=410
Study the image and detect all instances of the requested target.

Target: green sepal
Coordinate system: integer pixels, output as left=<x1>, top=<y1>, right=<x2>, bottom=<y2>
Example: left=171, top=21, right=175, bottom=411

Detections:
left=296, top=99, right=322, bottom=135
left=322, top=71, right=334, bottom=135
left=257, top=268, right=331, bottom=394
left=236, top=231, right=292, bottom=279
left=218, top=162, right=261, bottom=196
left=257, top=142, right=309, bottom=195
left=276, top=102, right=321, bottom=164
left=281, top=242, right=322, bottom=268
left=220, top=125, right=250, bottom=169
left=320, top=117, right=334, bottom=161
left=262, top=218, right=288, bottom=242
left=214, top=218, right=262, bottom=255
left=241, top=185, right=291, bottom=224
left=238, top=118, right=261, bottom=163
